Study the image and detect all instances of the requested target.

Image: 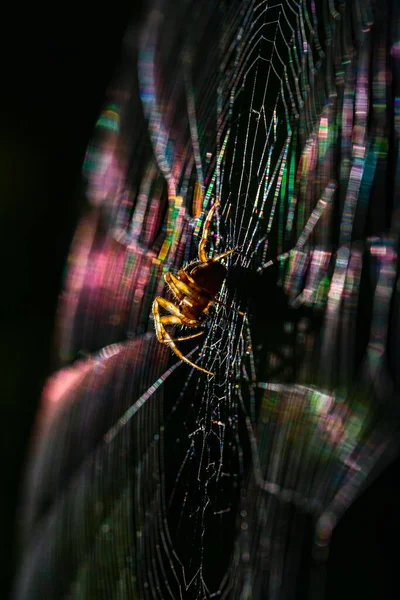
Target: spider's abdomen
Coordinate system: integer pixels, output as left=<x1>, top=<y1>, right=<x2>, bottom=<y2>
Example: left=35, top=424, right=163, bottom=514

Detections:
left=189, top=260, right=227, bottom=297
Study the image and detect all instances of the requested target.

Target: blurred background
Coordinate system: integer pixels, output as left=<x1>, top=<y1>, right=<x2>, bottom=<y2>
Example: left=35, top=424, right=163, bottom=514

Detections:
left=0, top=5, right=136, bottom=595
left=1, top=2, right=400, bottom=599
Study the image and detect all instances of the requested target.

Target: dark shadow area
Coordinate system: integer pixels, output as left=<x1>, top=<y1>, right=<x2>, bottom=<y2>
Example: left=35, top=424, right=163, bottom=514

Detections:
left=327, top=456, right=400, bottom=599
left=0, top=6, right=136, bottom=595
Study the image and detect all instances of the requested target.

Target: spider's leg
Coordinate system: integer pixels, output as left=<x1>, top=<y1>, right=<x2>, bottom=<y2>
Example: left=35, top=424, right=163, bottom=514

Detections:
left=159, top=315, right=204, bottom=342
left=165, top=272, right=211, bottom=305
left=198, top=200, right=220, bottom=262
left=213, top=247, right=236, bottom=262
left=165, top=272, right=198, bottom=299
left=153, top=296, right=198, bottom=328
left=163, top=273, right=185, bottom=302
left=162, top=276, right=208, bottom=338
left=172, top=331, right=204, bottom=342
left=152, top=297, right=213, bottom=376
left=178, top=271, right=204, bottom=294
left=164, top=272, right=191, bottom=300
left=166, top=338, right=213, bottom=376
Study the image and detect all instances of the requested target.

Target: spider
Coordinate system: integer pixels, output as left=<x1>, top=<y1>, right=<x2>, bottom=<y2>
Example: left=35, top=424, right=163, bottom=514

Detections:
left=152, top=201, right=239, bottom=376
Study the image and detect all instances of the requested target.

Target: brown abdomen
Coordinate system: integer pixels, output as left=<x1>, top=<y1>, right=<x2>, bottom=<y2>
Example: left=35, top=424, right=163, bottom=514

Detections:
left=190, top=260, right=227, bottom=297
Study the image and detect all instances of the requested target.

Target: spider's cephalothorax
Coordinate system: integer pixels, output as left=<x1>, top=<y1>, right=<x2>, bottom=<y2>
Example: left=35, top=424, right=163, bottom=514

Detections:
left=152, top=201, right=236, bottom=376
left=179, top=259, right=227, bottom=319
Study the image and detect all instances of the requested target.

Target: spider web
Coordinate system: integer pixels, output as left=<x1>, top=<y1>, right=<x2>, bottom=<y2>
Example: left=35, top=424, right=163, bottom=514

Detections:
left=14, top=1, right=400, bottom=599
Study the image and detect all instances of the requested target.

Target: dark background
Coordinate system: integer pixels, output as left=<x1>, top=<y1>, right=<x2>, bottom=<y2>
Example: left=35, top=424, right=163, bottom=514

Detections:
left=0, top=7, right=134, bottom=595
left=1, top=5, right=399, bottom=598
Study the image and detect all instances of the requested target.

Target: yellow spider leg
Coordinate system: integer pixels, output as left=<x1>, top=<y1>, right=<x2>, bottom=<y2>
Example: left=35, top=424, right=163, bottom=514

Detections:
left=213, top=247, right=236, bottom=262
left=152, top=297, right=214, bottom=376
left=165, top=272, right=208, bottom=303
left=198, top=201, right=220, bottom=262
left=163, top=273, right=185, bottom=302
left=178, top=270, right=205, bottom=294
left=153, top=296, right=198, bottom=326
left=159, top=315, right=204, bottom=341
left=172, top=332, right=204, bottom=342
left=166, top=338, right=214, bottom=376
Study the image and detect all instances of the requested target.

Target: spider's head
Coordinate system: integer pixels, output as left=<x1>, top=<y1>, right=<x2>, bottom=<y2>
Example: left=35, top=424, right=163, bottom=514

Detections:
left=190, top=259, right=227, bottom=296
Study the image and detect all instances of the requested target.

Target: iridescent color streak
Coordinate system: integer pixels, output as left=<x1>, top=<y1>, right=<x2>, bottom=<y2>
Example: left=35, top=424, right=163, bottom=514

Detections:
left=318, top=116, right=328, bottom=140
left=366, top=239, right=397, bottom=366
left=83, top=103, right=122, bottom=207
left=96, top=106, right=120, bottom=132
left=263, top=137, right=291, bottom=253
left=194, top=130, right=230, bottom=239
left=294, top=188, right=332, bottom=250
left=193, top=179, right=203, bottom=219
left=300, top=249, right=332, bottom=308
left=128, top=163, right=157, bottom=245
left=83, top=104, right=120, bottom=175
left=277, top=147, right=288, bottom=253
left=340, top=43, right=369, bottom=244
left=318, top=116, right=329, bottom=167
left=185, top=69, right=204, bottom=193
left=394, top=96, right=400, bottom=221
left=138, top=18, right=197, bottom=264
left=158, top=195, right=183, bottom=262
left=138, top=14, right=175, bottom=188
left=285, top=130, right=301, bottom=237
left=280, top=183, right=335, bottom=301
